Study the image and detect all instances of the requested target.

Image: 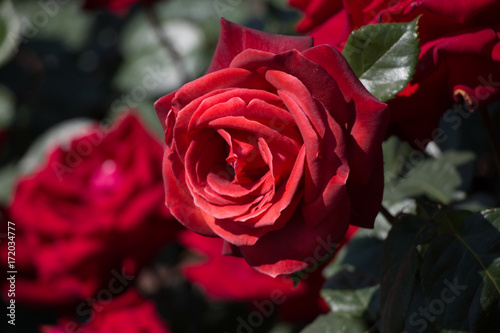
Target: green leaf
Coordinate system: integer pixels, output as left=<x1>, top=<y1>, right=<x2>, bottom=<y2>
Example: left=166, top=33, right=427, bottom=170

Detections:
left=416, top=209, right=500, bottom=332
left=323, top=237, right=384, bottom=280
left=382, top=136, right=414, bottom=184
left=479, top=259, right=500, bottom=321
left=376, top=208, right=500, bottom=332
left=320, top=219, right=388, bottom=324
left=379, top=214, right=436, bottom=332
left=300, top=313, right=367, bottom=333
left=323, top=215, right=391, bottom=279
left=342, top=17, right=420, bottom=102
left=384, top=151, right=475, bottom=204
left=321, top=270, right=379, bottom=319
left=451, top=193, right=498, bottom=212
left=320, top=214, right=390, bottom=324
left=0, top=0, right=20, bottom=67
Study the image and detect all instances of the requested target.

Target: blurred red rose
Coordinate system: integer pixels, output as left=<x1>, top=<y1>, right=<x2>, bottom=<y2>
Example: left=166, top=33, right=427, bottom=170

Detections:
left=179, top=225, right=358, bottom=322
left=289, top=0, right=343, bottom=33
left=41, top=288, right=171, bottom=333
left=83, top=0, right=158, bottom=13
left=290, top=0, right=500, bottom=145
left=1, top=113, right=181, bottom=308
left=179, top=230, right=306, bottom=302
left=155, top=19, right=388, bottom=277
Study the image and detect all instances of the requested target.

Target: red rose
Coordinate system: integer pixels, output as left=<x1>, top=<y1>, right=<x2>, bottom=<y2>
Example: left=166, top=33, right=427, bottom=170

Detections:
left=2, top=113, right=180, bottom=307
left=41, top=288, right=171, bottom=333
left=291, top=0, right=500, bottom=145
left=155, top=19, right=388, bottom=277
left=83, top=0, right=158, bottom=13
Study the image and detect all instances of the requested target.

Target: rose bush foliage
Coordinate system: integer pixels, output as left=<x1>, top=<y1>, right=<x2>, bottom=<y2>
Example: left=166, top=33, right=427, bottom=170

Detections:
left=2, top=114, right=180, bottom=307
left=155, top=19, right=388, bottom=277
left=290, top=0, right=500, bottom=145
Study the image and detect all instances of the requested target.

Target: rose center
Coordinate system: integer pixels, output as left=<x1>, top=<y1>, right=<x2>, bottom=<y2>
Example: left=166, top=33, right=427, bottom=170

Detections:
left=223, top=133, right=268, bottom=184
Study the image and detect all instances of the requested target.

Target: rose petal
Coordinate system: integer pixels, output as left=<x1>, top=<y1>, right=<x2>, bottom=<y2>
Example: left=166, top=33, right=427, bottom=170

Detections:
left=238, top=192, right=350, bottom=277
left=266, top=70, right=349, bottom=227
left=231, top=48, right=351, bottom=127
left=303, top=45, right=388, bottom=185
left=164, top=149, right=216, bottom=236
left=207, top=18, right=313, bottom=73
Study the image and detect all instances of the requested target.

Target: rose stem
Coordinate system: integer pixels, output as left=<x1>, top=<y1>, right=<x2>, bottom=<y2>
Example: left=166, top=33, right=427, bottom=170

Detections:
left=143, top=4, right=189, bottom=85
left=380, top=204, right=396, bottom=225
left=479, top=108, right=500, bottom=177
